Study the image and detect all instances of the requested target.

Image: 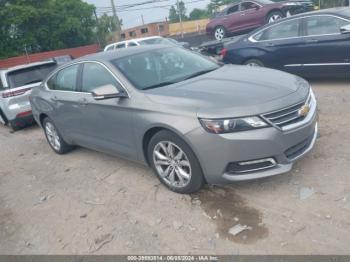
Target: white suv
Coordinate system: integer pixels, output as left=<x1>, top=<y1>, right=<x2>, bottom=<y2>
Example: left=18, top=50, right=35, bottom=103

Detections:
left=104, top=36, right=190, bottom=51
left=0, top=56, right=71, bottom=130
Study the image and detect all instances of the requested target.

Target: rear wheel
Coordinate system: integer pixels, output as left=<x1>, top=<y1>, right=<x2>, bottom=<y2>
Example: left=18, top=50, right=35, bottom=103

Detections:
left=43, top=117, right=73, bottom=154
left=266, top=10, right=283, bottom=24
left=148, top=130, right=205, bottom=194
left=214, top=26, right=226, bottom=41
left=244, top=59, right=264, bottom=67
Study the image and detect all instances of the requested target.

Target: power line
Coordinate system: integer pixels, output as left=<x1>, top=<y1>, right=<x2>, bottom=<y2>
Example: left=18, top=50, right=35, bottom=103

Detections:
left=96, top=0, right=170, bottom=11
left=96, top=0, right=206, bottom=13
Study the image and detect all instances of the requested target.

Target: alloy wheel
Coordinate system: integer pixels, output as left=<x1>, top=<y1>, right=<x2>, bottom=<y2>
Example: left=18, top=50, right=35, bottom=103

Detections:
left=153, top=141, right=192, bottom=188
left=215, top=28, right=225, bottom=41
left=45, top=122, right=61, bottom=151
left=246, top=62, right=262, bottom=67
left=268, top=14, right=282, bottom=23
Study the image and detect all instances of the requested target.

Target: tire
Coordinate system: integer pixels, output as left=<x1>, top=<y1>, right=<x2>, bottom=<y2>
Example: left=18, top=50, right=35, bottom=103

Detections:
left=214, top=26, right=226, bottom=41
left=148, top=130, right=205, bottom=194
left=243, top=59, right=264, bottom=67
left=266, top=10, right=284, bottom=24
left=43, top=117, right=73, bottom=154
left=8, top=122, right=22, bottom=132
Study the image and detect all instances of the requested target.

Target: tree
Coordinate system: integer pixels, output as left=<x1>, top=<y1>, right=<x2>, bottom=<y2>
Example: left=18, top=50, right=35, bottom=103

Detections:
left=189, top=8, right=208, bottom=20
left=96, top=13, right=123, bottom=46
left=168, top=1, right=188, bottom=23
left=169, top=6, right=179, bottom=23
left=0, top=0, right=97, bottom=59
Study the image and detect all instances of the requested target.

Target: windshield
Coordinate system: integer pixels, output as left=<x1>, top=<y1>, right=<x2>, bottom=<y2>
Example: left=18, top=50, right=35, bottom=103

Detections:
left=7, top=63, right=57, bottom=88
left=138, top=38, right=173, bottom=45
left=340, top=8, right=350, bottom=17
left=112, top=47, right=219, bottom=90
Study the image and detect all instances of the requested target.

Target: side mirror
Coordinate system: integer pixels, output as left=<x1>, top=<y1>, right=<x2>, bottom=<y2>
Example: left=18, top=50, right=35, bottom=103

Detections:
left=91, top=84, right=127, bottom=100
left=340, top=24, right=350, bottom=34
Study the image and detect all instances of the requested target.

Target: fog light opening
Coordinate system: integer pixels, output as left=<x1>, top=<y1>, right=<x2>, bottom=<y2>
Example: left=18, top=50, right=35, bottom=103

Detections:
left=226, top=158, right=277, bottom=174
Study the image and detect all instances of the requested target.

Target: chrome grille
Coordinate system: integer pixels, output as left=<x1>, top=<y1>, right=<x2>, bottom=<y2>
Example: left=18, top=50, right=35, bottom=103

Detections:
left=262, top=93, right=312, bottom=129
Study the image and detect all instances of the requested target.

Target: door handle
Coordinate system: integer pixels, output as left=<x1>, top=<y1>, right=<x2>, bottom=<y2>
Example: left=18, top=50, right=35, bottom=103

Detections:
left=305, top=39, right=318, bottom=43
left=266, top=42, right=275, bottom=47
left=52, top=95, right=58, bottom=101
left=240, top=13, right=246, bottom=16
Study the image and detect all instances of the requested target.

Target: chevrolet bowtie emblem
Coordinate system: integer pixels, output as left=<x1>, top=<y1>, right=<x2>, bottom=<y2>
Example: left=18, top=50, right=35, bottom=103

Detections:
left=298, top=104, right=310, bottom=117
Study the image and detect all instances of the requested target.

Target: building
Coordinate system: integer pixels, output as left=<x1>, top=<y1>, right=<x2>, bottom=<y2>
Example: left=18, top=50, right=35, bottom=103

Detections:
left=121, top=21, right=169, bottom=40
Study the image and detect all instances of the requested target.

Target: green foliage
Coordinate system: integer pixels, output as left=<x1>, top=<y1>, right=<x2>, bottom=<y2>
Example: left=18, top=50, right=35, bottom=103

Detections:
left=189, top=8, right=209, bottom=20
left=0, top=0, right=97, bottom=59
left=168, top=1, right=188, bottom=23
left=207, top=0, right=238, bottom=15
left=96, top=14, right=123, bottom=46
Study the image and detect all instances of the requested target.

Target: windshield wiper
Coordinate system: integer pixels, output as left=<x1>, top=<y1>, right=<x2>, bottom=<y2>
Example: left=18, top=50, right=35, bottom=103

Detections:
left=142, top=81, right=176, bottom=90
left=183, top=68, right=217, bottom=80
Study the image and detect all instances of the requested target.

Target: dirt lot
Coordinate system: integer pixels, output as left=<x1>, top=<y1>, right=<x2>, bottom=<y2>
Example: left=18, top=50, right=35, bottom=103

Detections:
left=0, top=79, right=350, bottom=255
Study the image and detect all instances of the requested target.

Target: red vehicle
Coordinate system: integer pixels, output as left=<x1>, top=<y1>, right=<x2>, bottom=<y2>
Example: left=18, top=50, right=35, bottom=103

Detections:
left=206, top=0, right=314, bottom=40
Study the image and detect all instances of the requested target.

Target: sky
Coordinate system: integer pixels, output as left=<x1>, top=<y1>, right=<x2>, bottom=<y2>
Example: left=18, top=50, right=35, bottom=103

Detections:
left=85, top=0, right=210, bottom=29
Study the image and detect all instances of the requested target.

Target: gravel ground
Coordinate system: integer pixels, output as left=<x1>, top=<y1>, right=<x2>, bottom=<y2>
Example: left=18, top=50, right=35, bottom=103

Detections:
left=0, top=79, right=349, bottom=255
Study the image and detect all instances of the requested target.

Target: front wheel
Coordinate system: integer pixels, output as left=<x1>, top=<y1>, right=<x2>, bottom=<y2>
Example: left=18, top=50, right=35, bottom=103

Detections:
left=148, top=130, right=205, bottom=194
left=266, top=11, right=283, bottom=24
left=244, top=59, right=264, bottom=67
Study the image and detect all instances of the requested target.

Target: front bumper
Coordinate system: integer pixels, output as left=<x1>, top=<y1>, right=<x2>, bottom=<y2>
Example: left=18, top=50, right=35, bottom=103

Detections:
left=185, top=104, right=318, bottom=185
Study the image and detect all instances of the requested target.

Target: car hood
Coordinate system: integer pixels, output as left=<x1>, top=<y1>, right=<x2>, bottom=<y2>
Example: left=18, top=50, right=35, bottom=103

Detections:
left=145, top=65, right=309, bottom=118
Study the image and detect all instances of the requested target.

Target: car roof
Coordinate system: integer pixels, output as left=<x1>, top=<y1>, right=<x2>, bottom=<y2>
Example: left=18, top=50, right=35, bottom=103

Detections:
left=247, top=7, right=350, bottom=36
left=106, top=36, right=163, bottom=47
left=285, top=7, right=350, bottom=19
left=4, top=60, right=56, bottom=73
left=76, top=44, right=171, bottom=63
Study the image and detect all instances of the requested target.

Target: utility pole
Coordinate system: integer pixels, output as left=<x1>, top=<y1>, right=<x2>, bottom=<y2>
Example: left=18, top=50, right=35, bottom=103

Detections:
left=93, top=9, right=102, bottom=47
left=110, top=0, right=121, bottom=41
left=176, top=0, right=184, bottom=38
left=141, top=15, right=145, bottom=25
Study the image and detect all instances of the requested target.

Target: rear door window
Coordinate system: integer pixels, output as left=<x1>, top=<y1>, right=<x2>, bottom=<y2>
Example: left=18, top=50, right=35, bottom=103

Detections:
left=127, top=42, right=138, bottom=47
left=7, top=63, right=57, bottom=89
left=254, top=19, right=301, bottom=41
left=227, top=5, right=239, bottom=15
left=241, top=2, right=259, bottom=11
left=47, top=64, right=79, bottom=91
left=304, top=15, right=349, bottom=36
left=116, top=43, right=126, bottom=49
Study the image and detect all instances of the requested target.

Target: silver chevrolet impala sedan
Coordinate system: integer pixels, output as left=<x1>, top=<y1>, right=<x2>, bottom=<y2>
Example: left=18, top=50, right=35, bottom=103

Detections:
left=30, top=45, right=318, bottom=194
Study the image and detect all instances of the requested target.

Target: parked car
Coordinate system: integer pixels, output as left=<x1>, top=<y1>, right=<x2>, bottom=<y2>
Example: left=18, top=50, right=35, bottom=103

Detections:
left=104, top=36, right=190, bottom=51
left=30, top=45, right=317, bottom=194
left=221, top=8, right=350, bottom=78
left=206, top=0, right=315, bottom=40
left=0, top=56, right=72, bottom=130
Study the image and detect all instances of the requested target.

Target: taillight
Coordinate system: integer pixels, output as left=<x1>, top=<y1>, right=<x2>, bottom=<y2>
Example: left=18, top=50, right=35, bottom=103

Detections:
left=220, top=48, right=228, bottom=58
left=2, top=87, right=31, bottom=98
left=16, top=110, right=32, bottom=118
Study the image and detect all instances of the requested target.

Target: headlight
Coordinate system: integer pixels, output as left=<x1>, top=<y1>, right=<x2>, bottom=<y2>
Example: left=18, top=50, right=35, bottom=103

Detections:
left=199, top=116, right=268, bottom=134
